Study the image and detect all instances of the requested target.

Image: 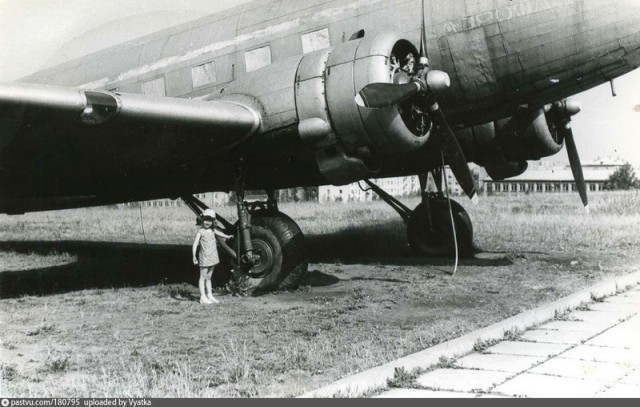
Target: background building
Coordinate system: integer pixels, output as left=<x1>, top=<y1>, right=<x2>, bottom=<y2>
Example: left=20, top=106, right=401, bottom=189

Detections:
left=318, top=168, right=466, bottom=203
left=121, top=192, right=229, bottom=208
left=484, top=157, right=627, bottom=195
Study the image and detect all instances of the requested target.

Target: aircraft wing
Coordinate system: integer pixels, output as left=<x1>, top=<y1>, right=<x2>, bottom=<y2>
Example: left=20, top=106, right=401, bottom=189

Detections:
left=0, top=82, right=261, bottom=174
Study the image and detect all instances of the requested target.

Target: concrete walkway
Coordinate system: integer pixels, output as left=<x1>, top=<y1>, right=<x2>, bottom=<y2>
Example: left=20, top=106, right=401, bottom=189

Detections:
left=301, top=271, right=640, bottom=398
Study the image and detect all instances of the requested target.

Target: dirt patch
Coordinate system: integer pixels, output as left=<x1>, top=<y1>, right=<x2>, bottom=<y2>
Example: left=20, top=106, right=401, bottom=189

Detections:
left=2, top=248, right=637, bottom=397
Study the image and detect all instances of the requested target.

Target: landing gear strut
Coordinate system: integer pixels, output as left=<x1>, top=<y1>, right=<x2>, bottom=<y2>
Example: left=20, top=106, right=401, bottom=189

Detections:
left=364, top=174, right=474, bottom=257
left=182, top=166, right=308, bottom=295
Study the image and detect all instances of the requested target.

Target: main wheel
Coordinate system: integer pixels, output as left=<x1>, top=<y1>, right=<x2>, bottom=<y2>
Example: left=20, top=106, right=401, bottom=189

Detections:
left=236, top=211, right=309, bottom=295
left=407, top=198, right=474, bottom=257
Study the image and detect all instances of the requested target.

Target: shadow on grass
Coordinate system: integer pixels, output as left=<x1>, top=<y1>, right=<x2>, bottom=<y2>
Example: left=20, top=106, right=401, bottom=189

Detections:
left=305, top=220, right=514, bottom=267
left=0, top=219, right=512, bottom=298
left=0, top=241, right=199, bottom=299
left=0, top=240, right=343, bottom=298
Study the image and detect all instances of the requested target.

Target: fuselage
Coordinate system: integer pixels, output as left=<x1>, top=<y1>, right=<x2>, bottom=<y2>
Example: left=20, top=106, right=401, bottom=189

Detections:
left=2, top=0, right=640, bottom=212
left=23, top=0, right=640, bottom=123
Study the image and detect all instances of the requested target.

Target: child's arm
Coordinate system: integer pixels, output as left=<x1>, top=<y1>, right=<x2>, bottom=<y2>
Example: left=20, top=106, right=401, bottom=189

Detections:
left=192, top=231, right=201, bottom=265
left=214, top=228, right=232, bottom=239
left=216, top=235, right=238, bottom=260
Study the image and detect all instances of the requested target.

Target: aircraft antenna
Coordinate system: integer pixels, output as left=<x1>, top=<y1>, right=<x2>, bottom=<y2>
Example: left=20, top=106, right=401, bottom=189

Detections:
left=138, top=202, right=148, bottom=244
left=441, top=152, right=458, bottom=275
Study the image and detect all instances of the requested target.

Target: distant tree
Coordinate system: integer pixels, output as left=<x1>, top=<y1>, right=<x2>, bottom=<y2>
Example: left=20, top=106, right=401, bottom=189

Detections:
left=603, top=163, right=640, bottom=190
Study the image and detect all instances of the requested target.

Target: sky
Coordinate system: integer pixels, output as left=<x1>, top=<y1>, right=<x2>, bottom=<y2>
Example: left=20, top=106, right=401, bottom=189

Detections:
left=0, top=0, right=639, bottom=168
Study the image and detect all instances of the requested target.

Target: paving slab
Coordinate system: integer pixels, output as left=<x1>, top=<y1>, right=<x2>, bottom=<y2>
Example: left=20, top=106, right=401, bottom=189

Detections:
left=605, top=295, right=640, bottom=304
left=585, top=325, right=640, bottom=349
left=623, top=314, right=640, bottom=329
left=621, top=369, right=640, bottom=385
left=564, top=310, right=630, bottom=324
left=559, top=345, right=640, bottom=365
left=595, top=383, right=640, bottom=398
left=301, top=271, right=640, bottom=398
left=614, top=289, right=640, bottom=297
left=538, top=320, right=611, bottom=333
left=492, top=373, right=605, bottom=397
left=520, top=328, right=594, bottom=344
left=529, top=358, right=633, bottom=382
left=415, top=369, right=511, bottom=393
left=483, top=341, right=570, bottom=357
left=374, top=388, right=476, bottom=398
left=455, top=353, right=545, bottom=373
left=588, top=302, right=640, bottom=313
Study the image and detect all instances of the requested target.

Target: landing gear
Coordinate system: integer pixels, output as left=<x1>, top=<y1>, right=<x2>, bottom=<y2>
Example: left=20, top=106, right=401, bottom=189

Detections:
left=364, top=175, right=474, bottom=258
left=182, top=171, right=308, bottom=295
left=248, top=210, right=308, bottom=294
left=407, top=196, right=473, bottom=257
left=224, top=205, right=307, bottom=294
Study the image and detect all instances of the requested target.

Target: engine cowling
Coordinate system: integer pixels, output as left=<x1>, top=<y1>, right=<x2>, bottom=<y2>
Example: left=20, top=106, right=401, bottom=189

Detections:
left=295, top=32, right=430, bottom=185
left=456, top=107, right=567, bottom=180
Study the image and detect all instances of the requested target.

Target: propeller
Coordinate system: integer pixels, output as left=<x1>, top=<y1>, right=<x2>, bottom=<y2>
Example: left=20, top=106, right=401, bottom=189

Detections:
left=355, top=82, right=421, bottom=109
left=355, top=0, right=477, bottom=199
left=553, top=100, right=589, bottom=212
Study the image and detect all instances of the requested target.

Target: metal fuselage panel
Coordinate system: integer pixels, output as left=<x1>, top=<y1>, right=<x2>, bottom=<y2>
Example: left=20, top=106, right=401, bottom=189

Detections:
left=22, top=0, right=640, bottom=118
left=2, top=0, right=640, bottom=211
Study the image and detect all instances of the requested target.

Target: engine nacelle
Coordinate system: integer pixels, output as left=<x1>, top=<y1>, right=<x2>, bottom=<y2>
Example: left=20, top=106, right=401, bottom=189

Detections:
left=295, top=32, right=429, bottom=185
left=457, top=107, right=566, bottom=180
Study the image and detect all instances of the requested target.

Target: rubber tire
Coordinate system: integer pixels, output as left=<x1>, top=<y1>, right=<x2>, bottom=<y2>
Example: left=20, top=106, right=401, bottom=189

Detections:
left=407, top=198, right=474, bottom=257
left=231, top=212, right=308, bottom=295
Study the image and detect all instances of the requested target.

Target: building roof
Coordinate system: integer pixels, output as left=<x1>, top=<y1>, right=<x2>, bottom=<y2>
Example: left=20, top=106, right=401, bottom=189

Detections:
left=485, top=168, right=612, bottom=182
left=483, top=158, right=631, bottom=183
left=582, top=157, right=628, bottom=167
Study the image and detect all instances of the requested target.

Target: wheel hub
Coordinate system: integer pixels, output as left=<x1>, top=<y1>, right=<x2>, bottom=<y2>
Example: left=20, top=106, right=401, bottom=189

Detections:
left=247, top=238, right=275, bottom=278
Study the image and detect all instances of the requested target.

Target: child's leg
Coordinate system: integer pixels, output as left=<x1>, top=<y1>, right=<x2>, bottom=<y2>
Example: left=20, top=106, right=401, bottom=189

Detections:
left=205, top=267, right=219, bottom=303
left=199, top=267, right=212, bottom=303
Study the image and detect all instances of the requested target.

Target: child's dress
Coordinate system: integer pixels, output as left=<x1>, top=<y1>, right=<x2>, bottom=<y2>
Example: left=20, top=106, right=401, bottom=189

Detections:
left=198, top=228, right=219, bottom=267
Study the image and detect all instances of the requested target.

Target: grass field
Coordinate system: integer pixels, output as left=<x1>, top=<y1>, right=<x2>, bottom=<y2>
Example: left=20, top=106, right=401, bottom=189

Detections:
left=1, top=191, right=639, bottom=397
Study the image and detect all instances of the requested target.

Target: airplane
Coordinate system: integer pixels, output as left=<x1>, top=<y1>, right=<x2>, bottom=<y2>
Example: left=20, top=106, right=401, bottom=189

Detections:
left=1, top=0, right=640, bottom=294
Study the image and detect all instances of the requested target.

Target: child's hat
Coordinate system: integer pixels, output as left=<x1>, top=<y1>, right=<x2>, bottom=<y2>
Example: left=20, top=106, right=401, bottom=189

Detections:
left=202, top=209, right=216, bottom=220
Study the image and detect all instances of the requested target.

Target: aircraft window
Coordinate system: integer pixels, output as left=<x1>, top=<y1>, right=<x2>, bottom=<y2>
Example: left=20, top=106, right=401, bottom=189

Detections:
left=192, top=62, right=217, bottom=88
left=301, top=28, right=330, bottom=54
left=245, top=46, right=272, bottom=72
left=142, top=77, right=166, bottom=97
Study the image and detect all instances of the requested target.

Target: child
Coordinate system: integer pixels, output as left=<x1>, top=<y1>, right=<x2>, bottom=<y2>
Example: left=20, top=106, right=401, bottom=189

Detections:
left=192, top=208, right=232, bottom=304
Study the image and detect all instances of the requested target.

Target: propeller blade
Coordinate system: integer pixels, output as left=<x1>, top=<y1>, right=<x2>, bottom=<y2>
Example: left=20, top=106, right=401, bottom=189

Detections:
left=430, top=106, right=477, bottom=199
left=355, top=82, right=420, bottom=108
left=419, top=0, right=428, bottom=60
left=563, top=125, right=589, bottom=212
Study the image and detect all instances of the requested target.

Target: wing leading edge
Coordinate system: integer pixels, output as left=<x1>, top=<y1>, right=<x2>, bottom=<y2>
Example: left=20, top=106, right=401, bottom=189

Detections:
left=0, top=81, right=260, bottom=135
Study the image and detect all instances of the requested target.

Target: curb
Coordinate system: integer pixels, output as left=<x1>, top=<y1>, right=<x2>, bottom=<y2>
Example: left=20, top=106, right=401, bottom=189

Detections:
left=299, top=268, right=640, bottom=398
